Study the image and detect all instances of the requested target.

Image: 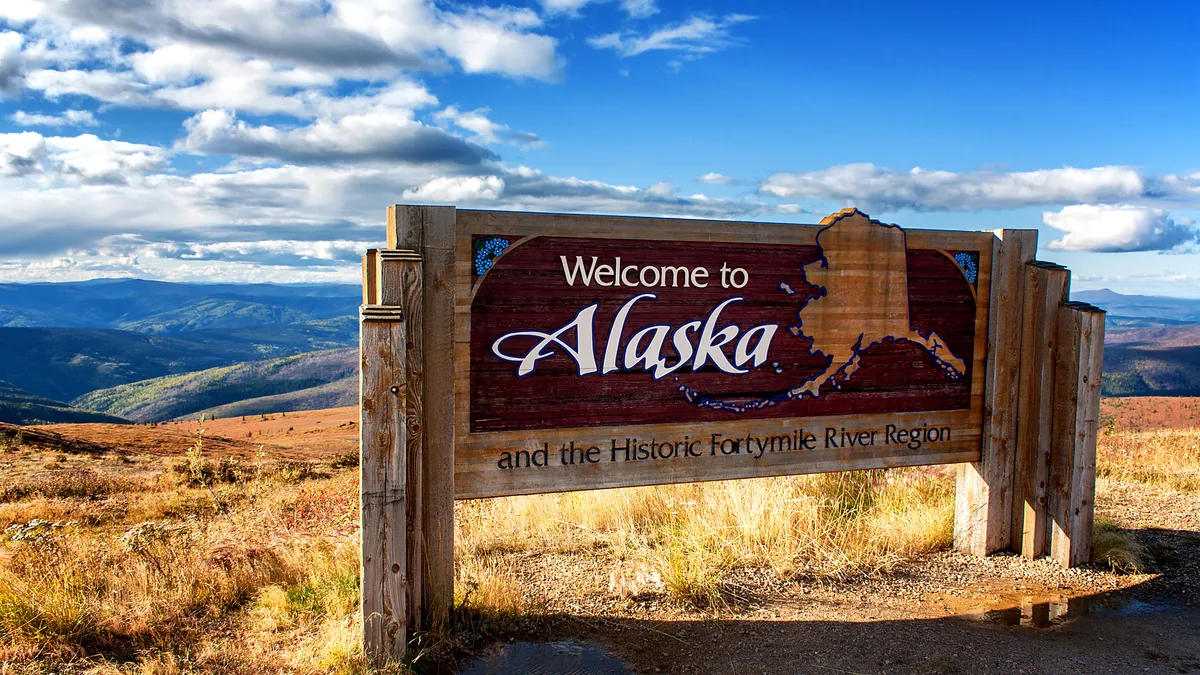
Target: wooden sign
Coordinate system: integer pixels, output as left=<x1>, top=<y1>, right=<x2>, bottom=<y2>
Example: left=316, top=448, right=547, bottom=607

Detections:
left=358, top=206, right=1104, bottom=662
left=459, top=213, right=992, bottom=499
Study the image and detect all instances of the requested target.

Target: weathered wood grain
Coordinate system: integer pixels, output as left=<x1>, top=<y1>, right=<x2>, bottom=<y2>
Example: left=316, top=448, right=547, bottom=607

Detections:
left=455, top=409, right=981, bottom=499
left=363, top=250, right=379, bottom=305
left=1014, top=262, right=1070, bottom=557
left=954, top=229, right=1037, bottom=556
left=388, top=205, right=457, bottom=629
left=359, top=305, right=407, bottom=660
left=454, top=208, right=991, bottom=250
left=379, top=250, right=425, bottom=631
left=1048, top=301, right=1105, bottom=567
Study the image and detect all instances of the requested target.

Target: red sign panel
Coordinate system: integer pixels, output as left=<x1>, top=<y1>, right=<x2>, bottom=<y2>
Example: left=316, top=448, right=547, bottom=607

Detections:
left=469, top=220, right=980, bottom=434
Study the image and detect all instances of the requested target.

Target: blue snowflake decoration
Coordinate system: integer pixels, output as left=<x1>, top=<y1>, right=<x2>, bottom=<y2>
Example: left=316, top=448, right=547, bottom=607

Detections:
left=953, top=251, right=979, bottom=285
left=473, top=237, right=510, bottom=276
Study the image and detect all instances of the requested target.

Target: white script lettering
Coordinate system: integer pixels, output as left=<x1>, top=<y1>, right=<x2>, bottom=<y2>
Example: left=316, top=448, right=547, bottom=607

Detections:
left=490, top=294, right=778, bottom=378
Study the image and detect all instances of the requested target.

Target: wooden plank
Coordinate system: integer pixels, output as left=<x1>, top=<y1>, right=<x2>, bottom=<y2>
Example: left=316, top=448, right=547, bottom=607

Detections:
left=389, top=204, right=457, bottom=629
left=453, top=208, right=994, bottom=251
left=380, top=250, right=425, bottom=631
left=363, top=250, right=379, bottom=305
left=455, top=409, right=980, bottom=499
left=954, top=229, right=1037, bottom=556
left=359, top=305, right=407, bottom=660
left=1048, top=302, right=1105, bottom=567
left=1014, top=262, right=1070, bottom=557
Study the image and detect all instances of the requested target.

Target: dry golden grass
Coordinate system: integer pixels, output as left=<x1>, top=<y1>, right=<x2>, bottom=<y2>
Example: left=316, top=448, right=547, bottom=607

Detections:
left=1, top=418, right=1195, bottom=672
left=1097, top=426, right=1200, bottom=492
left=456, top=467, right=956, bottom=609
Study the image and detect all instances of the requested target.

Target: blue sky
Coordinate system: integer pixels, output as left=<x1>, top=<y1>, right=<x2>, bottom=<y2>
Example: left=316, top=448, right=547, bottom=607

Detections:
left=0, top=0, right=1198, bottom=295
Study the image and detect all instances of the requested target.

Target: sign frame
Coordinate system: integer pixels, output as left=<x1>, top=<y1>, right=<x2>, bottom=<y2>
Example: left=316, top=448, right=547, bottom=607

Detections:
left=358, top=205, right=1104, bottom=662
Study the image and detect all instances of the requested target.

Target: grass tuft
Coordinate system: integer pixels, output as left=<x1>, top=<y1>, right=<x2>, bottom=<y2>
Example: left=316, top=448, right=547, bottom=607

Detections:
left=1092, top=519, right=1147, bottom=574
left=456, top=467, right=956, bottom=608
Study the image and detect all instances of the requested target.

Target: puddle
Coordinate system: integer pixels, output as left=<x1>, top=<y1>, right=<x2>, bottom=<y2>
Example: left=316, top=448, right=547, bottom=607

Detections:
left=456, top=640, right=633, bottom=675
left=970, top=594, right=1177, bottom=628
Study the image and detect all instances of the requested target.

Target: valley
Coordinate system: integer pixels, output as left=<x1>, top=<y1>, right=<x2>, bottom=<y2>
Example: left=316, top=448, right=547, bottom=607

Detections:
left=0, top=281, right=1198, bottom=427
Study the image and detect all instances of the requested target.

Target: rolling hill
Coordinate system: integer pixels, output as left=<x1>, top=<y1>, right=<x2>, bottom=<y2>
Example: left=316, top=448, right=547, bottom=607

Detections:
left=0, top=380, right=130, bottom=425
left=1065, top=290, right=1200, bottom=396
left=73, top=348, right=357, bottom=422
left=0, top=279, right=359, bottom=333
left=0, top=327, right=280, bottom=402
left=0, top=280, right=360, bottom=409
left=1074, top=289, right=1200, bottom=326
left=1101, top=324, right=1200, bottom=396
left=188, top=376, right=356, bottom=420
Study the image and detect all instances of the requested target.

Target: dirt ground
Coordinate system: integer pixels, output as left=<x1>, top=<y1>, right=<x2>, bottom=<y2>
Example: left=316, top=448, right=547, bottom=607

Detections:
left=505, top=482, right=1200, bottom=675
left=20, top=400, right=1200, bottom=674
left=1101, top=396, right=1200, bottom=432
left=31, top=406, right=359, bottom=460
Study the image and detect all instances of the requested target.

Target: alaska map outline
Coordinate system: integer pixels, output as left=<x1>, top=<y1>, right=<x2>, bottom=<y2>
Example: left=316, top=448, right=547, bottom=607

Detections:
left=682, top=213, right=968, bottom=413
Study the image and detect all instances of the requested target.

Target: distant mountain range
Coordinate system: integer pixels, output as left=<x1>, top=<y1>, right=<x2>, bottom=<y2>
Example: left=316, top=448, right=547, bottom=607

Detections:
left=0, top=380, right=128, bottom=425
left=75, top=348, right=357, bottom=422
left=1071, top=289, right=1200, bottom=396
left=0, top=280, right=1198, bottom=424
left=1073, top=289, right=1200, bottom=326
left=0, top=279, right=359, bottom=333
left=0, top=279, right=360, bottom=423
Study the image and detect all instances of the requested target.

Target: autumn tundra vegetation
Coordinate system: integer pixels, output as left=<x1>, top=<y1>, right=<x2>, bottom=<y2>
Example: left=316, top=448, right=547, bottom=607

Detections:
left=0, top=400, right=1196, bottom=673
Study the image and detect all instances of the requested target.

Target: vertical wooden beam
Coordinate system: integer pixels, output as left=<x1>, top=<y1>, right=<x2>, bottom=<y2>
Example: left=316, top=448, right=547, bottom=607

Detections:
left=360, top=304, right=407, bottom=660
left=1014, top=262, right=1070, bottom=557
left=379, top=250, right=425, bottom=631
left=1048, top=301, right=1105, bottom=567
left=955, top=229, right=1037, bottom=556
left=363, top=250, right=380, bottom=305
left=387, top=204, right=457, bottom=629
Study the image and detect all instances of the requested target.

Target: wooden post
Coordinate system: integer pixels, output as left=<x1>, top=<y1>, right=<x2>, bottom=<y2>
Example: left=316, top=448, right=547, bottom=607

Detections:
left=379, top=249, right=425, bottom=631
left=1014, top=262, right=1070, bottom=557
left=954, top=229, right=1037, bottom=556
left=386, top=205, right=457, bottom=629
left=1047, top=301, right=1105, bottom=567
left=360, top=301, right=407, bottom=660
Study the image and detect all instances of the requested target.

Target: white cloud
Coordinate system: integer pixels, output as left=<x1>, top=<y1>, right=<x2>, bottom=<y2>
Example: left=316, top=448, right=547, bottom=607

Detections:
left=9, top=108, right=98, bottom=127
left=26, top=68, right=153, bottom=106
left=697, top=171, right=736, bottom=185
left=0, top=153, right=791, bottom=263
left=436, top=6, right=560, bottom=80
left=433, top=105, right=546, bottom=149
left=405, top=175, right=505, bottom=202
left=1043, top=204, right=1198, bottom=253
left=1159, top=171, right=1200, bottom=200
left=3, top=0, right=563, bottom=119
left=433, top=105, right=507, bottom=144
left=0, top=31, right=26, bottom=96
left=0, top=1, right=44, bottom=23
left=32, top=0, right=562, bottom=81
left=759, top=163, right=1154, bottom=211
left=538, top=0, right=657, bottom=18
left=103, top=237, right=375, bottom=265
left=128, top=43, right=335, bottom=116
left=620, top=0, right=659, bottom=19
left=179, top=108, right=495, bottom=166
left=588, top=14, right=754, bottom=58
left=404, top=166, right=781, bottom=221
left=537, top=0, right=596, bottom=17
left=0, top=131, right=164, bottom=184
left=0, top=254, right=361, bottom=283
